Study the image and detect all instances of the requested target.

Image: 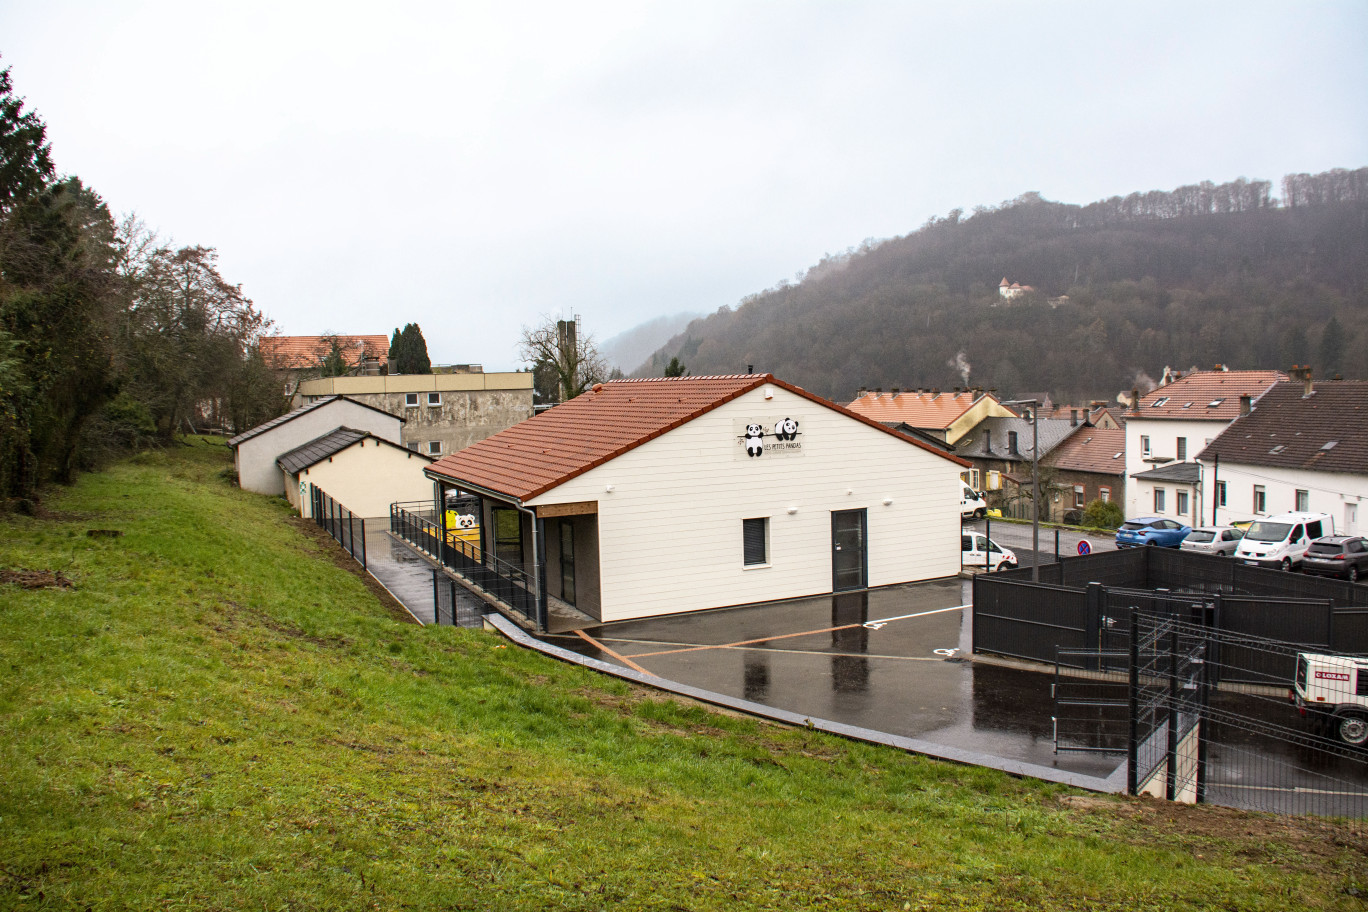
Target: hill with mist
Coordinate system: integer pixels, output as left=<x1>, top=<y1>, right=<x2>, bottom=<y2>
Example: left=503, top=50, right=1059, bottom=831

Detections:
left=637, top=168, right=1368, bottom=405
left=601, top=311, right=702, bottom=373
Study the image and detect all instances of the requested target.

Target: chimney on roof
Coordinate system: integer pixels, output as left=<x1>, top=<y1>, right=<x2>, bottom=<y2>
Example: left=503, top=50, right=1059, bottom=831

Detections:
left=747, top=365, right=753, bottom=374
left=1131, top=388, right=1140, bottom=412
left=1301, top=365, right=1314, bottom=398
left=1070, top=408, right=1078, bottom=427
left=1239, top=394, right=1252, bottom=417
left=858, top=387, right=867, bottom=397
left=891, top=387, right=900, bottom=396
left=930, top=388, right=940, bottom=399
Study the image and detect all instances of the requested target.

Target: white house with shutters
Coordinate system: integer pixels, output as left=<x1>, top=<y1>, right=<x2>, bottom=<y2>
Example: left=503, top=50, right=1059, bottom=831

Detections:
left=1122, top=369, right=1286, bottom=522
left=1198, top=374, right=1368, bottom=535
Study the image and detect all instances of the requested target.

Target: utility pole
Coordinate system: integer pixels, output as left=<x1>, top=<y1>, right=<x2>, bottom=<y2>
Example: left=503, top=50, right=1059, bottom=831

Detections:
left=1003, top=399, right=1041, bottom=581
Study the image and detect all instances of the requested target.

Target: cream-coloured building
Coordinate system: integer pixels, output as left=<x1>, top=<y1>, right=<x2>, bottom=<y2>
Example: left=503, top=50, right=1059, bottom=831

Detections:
left=277, top=427, right=435, bottom=519
left=227, top=396, right=405, bottom=496
left=295, top=371, right=533, bottom=458
left=425, top=374, right=972, bottom=623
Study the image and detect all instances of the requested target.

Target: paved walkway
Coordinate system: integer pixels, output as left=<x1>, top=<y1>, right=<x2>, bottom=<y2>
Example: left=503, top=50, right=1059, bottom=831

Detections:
left=362, top=522, right=442, bottom=624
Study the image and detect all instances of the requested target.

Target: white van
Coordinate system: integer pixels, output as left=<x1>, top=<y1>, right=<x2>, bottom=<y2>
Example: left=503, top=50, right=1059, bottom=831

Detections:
left=960, top=483, right=987, bottom=519
left=961, top=531, right=1017, bottom=572
left=1234, top=511, right=1335, bottom=571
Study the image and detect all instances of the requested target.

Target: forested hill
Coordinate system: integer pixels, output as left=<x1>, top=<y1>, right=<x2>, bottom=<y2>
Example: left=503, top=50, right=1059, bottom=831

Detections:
left=638, top=168, right=1368, bottom=405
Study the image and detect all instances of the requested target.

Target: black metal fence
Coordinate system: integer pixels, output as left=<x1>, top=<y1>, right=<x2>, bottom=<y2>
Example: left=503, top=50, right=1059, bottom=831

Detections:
left=977, top=548, right=1368, bottom=675
left=432, top=568, right=485, bottom=628
left=310, top=484, right=366, bottom=569
left=390, top=502, right=545, bottom=631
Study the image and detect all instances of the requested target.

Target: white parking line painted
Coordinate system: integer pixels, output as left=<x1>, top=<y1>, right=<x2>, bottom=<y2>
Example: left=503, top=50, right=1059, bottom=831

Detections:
left=863, top=603, right=969, bottom=630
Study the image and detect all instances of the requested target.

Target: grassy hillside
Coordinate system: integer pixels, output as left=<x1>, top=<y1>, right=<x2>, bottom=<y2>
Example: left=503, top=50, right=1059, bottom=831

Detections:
left=1, top=439, right=1365, bottom=910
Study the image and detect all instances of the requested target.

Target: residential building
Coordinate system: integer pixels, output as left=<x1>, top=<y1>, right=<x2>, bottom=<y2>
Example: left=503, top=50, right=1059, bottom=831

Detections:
left=227, top=396, right=404, bottom=495
left=953, top=415, right=1079, bottom=519
left=296, top=371, right=534, bottom=458
left=1123, top=368, right=1286, bottom=522
left=845, top=388, right=1016, bottom=446
left=998, top=277, right=1035, bottom=301
left=1198, top=372, right=1367, bottom=534
left=260, top=334, right=389, bottom=396
left=426, top=374, right=971, bottom=622
left=1043, top=426, right=1127, bottom=514
left=277, top=427, right=435, bottom=519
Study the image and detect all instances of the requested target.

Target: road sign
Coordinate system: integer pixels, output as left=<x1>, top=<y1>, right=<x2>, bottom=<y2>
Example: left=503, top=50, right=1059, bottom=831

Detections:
left=1077, top=540, right=1092, bottom=556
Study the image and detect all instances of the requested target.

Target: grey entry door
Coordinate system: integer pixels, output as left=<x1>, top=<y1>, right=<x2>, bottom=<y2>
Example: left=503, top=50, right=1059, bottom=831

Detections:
left=831, top=509, right=868, bottom=592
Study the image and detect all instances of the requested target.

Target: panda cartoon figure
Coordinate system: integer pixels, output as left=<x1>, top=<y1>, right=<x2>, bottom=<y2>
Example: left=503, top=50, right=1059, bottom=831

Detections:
left=772, top=417, right=799, bottom=442
left=456, top=514, right=477, bottom=530
left=744, top=423, right=765, bottom=457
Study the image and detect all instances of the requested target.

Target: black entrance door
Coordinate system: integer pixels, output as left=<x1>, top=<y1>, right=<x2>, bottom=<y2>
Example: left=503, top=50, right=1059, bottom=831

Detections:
left=831, top=509, right=867, bottom=591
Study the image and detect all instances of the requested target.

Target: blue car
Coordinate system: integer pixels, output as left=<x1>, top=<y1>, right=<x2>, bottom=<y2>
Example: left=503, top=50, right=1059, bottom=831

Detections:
left=1115, top=516, right=1191, bottom=549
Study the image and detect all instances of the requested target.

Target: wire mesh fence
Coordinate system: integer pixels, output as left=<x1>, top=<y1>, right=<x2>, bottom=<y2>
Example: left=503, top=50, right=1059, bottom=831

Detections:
left=310, top=485, right=366, bottom=569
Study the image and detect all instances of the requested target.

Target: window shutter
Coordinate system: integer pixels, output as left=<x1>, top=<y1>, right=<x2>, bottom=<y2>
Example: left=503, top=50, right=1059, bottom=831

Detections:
left=743, top=518, right=767, bottom=566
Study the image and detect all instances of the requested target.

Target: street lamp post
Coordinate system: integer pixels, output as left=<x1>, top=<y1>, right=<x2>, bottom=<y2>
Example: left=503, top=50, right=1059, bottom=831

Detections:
left=1002, top=399, right=1040, bottom=581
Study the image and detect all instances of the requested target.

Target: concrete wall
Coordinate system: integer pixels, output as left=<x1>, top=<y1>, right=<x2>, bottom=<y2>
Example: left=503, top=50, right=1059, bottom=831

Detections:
left=284, top=438, right=434, bottom=518
left=526, top=384, right=963, bottom=622
left=297, top=373, right=533, bottom=456
left=234, top=401, right=403, bottom=496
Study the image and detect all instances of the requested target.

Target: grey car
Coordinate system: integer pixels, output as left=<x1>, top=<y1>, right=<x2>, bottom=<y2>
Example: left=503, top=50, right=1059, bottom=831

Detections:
left=1179, top=525, right=1245, bottom=556
left=1300, top=536, right=1368, bottom=583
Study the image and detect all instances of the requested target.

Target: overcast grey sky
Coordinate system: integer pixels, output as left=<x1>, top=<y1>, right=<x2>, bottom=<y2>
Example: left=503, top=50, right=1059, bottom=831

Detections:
left=3, top=1, right=1365, bottom=370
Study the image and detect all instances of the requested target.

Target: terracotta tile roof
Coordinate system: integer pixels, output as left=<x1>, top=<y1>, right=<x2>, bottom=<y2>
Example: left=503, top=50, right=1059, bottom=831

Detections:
left=259, top=335, right=390, bottom=370
left=1044, top=427, right=1126, bottom=475
left=427, top=374, right=971, bottom=502
left=1127, top=370, right=1286, bottom=420
left=1199, top=380, right=1368, bottom=474
left=845, top=390, right=985, bottom=430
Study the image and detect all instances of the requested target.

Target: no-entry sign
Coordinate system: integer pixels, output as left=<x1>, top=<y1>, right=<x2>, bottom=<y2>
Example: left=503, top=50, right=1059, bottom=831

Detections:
left=1077, top=540, right=1092, bottom=555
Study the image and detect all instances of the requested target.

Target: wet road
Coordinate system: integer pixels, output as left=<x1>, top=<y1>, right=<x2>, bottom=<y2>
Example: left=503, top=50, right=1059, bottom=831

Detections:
left=964, top=518, right=1117, bottom=569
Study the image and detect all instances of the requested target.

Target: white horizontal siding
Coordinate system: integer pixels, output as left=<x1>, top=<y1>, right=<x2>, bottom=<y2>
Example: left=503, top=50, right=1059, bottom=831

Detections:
left=527, top=385, right=962, bottom=621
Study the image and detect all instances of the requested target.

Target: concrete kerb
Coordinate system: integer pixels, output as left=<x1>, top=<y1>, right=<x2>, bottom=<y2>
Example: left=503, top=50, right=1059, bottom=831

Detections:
left=483, top=612, right=1130, bottom=795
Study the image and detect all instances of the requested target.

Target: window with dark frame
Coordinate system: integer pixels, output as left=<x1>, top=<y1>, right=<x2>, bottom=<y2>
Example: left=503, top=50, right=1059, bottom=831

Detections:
left=743, top=517, right=768, bottom=566
left=1217, top=481, right=1227, bottom=506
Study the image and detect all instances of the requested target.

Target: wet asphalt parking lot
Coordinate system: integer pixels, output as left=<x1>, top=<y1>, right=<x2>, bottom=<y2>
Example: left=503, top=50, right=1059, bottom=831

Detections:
left=547, top=578, right=1122, bottom=780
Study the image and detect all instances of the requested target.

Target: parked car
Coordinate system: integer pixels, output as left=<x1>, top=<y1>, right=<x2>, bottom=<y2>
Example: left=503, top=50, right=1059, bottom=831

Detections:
left=1115, top=517, right=1191, bottom=549
left=1300, top=536, right=1368, bottom=583
left=1179, top=525, right=1245, bottom=557
left=960, top=483, right=987, bottom=519
left=1233, top=511, right=1334, bottom=571
left=961, top=531, right=1017, bottom=572
left=1292, top=652, right=1368, bottom=746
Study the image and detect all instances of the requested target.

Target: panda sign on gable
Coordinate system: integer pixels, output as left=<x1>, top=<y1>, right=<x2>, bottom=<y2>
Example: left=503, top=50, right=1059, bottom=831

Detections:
left=733, top=417, right=803, bottom=460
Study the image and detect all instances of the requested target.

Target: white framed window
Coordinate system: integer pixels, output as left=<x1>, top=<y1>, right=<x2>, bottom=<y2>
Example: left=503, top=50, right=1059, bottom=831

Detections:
left=427, top=391, right=442, bottom=407
left=743, top=517, right=769, bottom=567
left=1073, top=485, right=1085, bottom=508
left=964, top=469, right=981, bottom=490
left=1099, top=487, right=1111, bottom=503
left=406, top=441, right=419, bottom=452
left=1176, top=437, right=1187, bottom=461
left=1141, top=435, right=1151, bottom=457
left=1295, top=489, right=1310, bottom=512
left=1154, top=487, right=1166, bottom=513
left=404, top=392, right=419, bottom=408
left=1253, top=485, right=1266, bottom=514
left=1176, top=490, right=1189, bottom=515
left=426, top=440, right=442, bottom=455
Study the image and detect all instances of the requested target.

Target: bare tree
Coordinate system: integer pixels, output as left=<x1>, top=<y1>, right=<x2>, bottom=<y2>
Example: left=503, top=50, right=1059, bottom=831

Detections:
left=517, top=316, right=607, bottom=403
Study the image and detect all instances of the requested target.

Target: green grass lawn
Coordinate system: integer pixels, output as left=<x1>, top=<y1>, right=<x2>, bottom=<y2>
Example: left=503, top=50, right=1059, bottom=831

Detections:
left=1, top=439, right=1365, bottom=911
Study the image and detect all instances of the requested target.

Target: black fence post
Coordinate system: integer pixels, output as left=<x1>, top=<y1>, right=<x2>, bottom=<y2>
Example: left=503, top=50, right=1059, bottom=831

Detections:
left=1127, top=609, right=1140, bottom=796
left=1165, top=623, right=1180, bottom=802
left=1085, top=582, right=1103, bottom=671
left=359, top=517, right=366, bottom=570
left=1055, top=528, right=1060, bottom=563
left=1195, top=641, right=1210, bottom=804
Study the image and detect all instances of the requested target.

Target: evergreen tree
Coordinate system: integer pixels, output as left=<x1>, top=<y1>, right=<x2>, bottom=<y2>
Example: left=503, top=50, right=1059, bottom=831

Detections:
left=1319, top=315, right=1346, bottom=377
left=390, top=323, right=431, bottom=374
left=663, top=356, right=688, bottom=377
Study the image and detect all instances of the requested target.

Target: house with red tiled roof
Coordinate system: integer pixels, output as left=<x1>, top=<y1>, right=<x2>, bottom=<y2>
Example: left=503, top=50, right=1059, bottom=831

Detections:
left=998, top=278, right=1034, bottom=301
left=259, top=334, right=389, bottom=395
left=845, top=388, right=1016, bottom=446
left=1198, top=371, right=1368, bottom=533
left=424, top=374, right=971, bottom=623
left=1044, top=425, right=1127, bottom=516
left=1122, top=367, right=1287, bottom=522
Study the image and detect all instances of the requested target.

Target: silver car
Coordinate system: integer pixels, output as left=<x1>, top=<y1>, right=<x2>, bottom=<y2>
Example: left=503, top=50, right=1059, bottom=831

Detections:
left=1180, top=525, right=1245, bottom=556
